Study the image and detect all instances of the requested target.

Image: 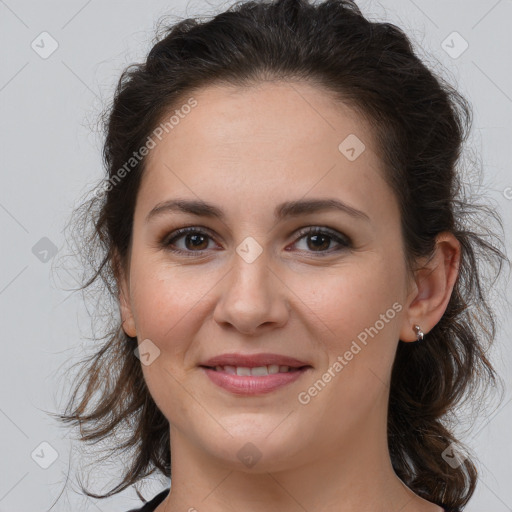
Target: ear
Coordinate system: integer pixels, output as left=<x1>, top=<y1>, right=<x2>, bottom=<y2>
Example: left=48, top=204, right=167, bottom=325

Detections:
left=114, top=249, right=137, bottom=338
left=399, top=231, right=461, bottom=342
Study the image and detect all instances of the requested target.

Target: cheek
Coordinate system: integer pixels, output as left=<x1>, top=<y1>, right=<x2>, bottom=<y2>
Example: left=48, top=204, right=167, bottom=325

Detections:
left=130, top=258, right=212, bottom=342
left=301, top=258, right=404, bottom=339
left=309, top=260, right=405, bottom=405
left=132, top=264, right=211, bottom=417
left=303, top=263, right=403, bottom=417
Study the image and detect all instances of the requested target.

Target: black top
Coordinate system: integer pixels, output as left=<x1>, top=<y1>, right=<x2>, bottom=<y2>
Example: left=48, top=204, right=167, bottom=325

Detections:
left=125, top=488, right=459, bottom=512
left=126, top=488, right=170, bottom=512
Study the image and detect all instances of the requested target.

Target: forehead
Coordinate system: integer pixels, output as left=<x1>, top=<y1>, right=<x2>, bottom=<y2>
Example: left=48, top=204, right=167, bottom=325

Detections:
left=138, top=81, right=396, bottom=224
left=146, top=80, right=377, bottom=164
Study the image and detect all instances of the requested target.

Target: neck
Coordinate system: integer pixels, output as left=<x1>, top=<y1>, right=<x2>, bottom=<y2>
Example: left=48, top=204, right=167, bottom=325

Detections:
left=157, top=408, right=442, bottom=512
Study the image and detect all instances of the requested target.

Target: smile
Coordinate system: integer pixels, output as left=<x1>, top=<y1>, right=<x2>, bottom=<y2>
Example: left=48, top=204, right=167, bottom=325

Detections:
left=200, top=365, right=311, bottom=395
left=207, top=364, right=303, bottom=375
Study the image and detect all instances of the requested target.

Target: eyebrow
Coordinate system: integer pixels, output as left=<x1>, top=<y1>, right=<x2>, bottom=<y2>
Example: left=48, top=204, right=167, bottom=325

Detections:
left=145, top=197, right=370, bottom=224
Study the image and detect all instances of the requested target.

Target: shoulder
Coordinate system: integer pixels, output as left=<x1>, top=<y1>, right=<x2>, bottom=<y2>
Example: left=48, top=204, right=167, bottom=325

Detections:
left=124, top=488, right=170, bottom=512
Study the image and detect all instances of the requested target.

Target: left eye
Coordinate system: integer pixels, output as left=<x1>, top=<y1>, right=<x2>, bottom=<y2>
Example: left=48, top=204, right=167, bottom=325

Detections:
left=162, top=226, right=351, bottom=256
left=292, top=227, right=351, bottom=254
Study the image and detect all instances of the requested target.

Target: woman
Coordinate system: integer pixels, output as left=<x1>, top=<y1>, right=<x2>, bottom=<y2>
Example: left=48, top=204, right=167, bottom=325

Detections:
left=55, top=0, right=508, bottom=511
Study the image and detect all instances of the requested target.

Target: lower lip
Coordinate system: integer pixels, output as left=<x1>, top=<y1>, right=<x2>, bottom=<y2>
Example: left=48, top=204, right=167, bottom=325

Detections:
left=200, top=366, right=310, bottom=395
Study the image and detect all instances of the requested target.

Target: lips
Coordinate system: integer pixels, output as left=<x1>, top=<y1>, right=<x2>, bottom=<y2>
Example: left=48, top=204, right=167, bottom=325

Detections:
left=199, top=352, right=311, bottom=369
left=198, top=353, right=313, bottom=395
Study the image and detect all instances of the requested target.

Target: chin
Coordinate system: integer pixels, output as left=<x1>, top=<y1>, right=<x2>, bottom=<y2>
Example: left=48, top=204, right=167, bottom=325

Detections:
left=199, top=419, right=310, bottom=473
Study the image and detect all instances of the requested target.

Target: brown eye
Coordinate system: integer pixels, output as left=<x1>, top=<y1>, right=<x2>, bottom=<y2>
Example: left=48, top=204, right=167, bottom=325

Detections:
left=291, top=227, right=352, bottom=255
left=162, top=227, right=217, bottom=255
left=305, top=233, right=331, bottom=251
left=181, top=232, right=209, bottom=251
left=162, top=225, right=351, bottom=258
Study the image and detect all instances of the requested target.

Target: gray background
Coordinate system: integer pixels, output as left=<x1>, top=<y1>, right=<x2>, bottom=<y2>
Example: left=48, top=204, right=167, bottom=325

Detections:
left=1, top=0, right=511, bottom=510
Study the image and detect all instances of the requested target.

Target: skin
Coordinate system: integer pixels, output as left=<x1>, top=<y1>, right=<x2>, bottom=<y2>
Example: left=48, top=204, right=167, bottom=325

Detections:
left=118, top=81, right=460, bottom=512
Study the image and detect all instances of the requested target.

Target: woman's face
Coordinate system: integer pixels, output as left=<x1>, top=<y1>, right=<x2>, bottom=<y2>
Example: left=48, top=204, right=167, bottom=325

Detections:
left=120, top=81, right=417, bottom=472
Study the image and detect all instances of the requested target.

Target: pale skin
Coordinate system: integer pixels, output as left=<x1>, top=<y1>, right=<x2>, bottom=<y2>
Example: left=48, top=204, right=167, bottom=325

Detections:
left=118, top=81, right=460, bottom=512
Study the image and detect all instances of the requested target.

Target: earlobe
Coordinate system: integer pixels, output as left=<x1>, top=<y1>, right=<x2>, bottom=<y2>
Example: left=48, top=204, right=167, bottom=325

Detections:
left=120, top=289, right=137, bottom=338
left=399, top=231, right=461, bottom=342
left=117, top=263, right=137, bottom=339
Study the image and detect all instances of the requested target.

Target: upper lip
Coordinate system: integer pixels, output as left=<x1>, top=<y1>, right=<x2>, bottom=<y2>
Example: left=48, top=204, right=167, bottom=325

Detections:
left=200, top=353, right=311, bottom=369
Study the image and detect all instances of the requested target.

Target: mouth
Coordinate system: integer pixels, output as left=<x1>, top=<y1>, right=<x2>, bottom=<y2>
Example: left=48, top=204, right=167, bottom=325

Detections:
left=197, top=353, right=313, bottom=395
left=199, top=364, right=310, bottom=375
left=199, top=365, right=313, bottom=397
left=199, top=352, right=312, bottom=371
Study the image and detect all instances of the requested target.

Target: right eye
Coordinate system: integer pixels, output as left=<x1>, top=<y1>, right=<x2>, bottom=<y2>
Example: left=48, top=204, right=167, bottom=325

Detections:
left=161, top=226, right=220, bottom=256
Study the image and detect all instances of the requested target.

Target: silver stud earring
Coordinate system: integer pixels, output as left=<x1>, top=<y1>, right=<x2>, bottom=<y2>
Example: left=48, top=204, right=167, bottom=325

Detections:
left=413, top=324, right=424, bottom=342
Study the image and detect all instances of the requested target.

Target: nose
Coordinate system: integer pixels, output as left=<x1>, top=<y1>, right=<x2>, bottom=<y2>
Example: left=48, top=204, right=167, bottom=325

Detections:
left=213, top=247, right=290, bottom=335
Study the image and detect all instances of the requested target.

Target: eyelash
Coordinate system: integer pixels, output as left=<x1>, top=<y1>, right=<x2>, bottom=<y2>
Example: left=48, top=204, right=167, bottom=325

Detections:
left=161, top=225, right=352, bottom=257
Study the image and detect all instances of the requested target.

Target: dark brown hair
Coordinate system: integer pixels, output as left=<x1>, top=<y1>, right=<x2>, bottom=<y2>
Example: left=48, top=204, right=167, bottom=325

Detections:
left=52, top=0, right=509, bottom=508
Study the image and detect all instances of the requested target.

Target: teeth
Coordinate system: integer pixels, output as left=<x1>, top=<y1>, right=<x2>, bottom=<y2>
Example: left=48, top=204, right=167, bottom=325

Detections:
left=249, top=366, right=266, bottom=376
left=213, top=364, right=294, bottom=375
